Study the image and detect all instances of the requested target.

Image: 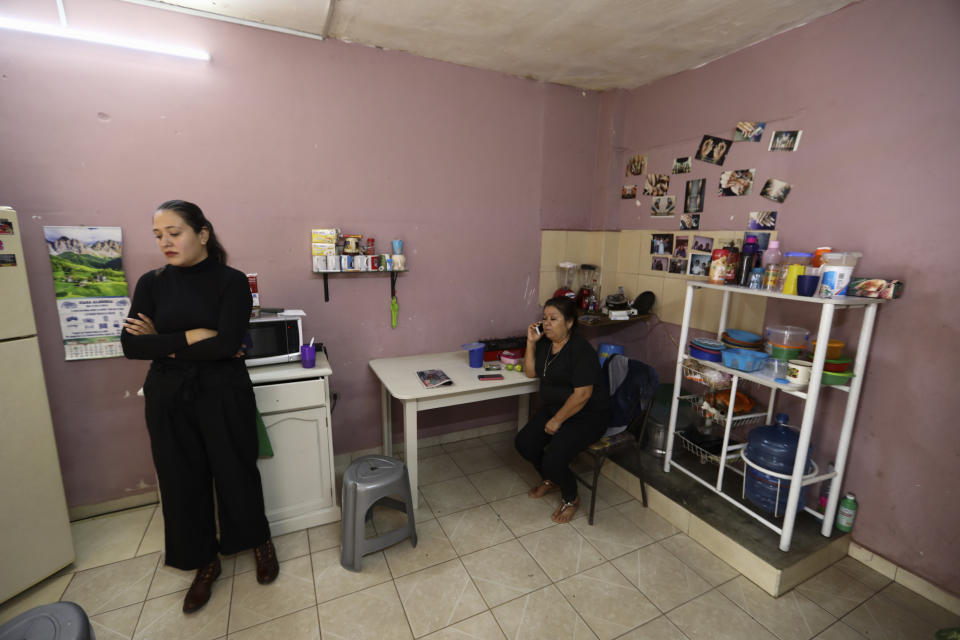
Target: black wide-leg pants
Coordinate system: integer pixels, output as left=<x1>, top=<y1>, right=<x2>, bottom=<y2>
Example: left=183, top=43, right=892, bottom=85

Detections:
left=515, top=405, right=608, bottom=502
left=143, top=360, right=271, bottom=570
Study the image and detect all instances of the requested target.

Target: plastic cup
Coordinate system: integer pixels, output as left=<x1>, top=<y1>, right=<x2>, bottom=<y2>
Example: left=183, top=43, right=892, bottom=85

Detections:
left=392, top=239, right=403, bottom=255
left=462, top=342, right=485, bottom=368
left=796, top=274, right=819, bottom=296
left=300, top=344, right=316, bottom=368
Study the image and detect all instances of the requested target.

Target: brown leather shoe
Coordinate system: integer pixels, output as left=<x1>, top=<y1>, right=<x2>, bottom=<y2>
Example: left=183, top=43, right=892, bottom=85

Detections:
left=254, top=539, right=279, bottom=584
left=183, top=556, right=221, bottom=613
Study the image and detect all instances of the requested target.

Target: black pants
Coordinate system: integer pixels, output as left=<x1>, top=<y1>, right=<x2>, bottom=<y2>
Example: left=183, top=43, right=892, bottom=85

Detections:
left=514, top=405, right=608, bottom=502
left=143, top=359, right=270, bottom=570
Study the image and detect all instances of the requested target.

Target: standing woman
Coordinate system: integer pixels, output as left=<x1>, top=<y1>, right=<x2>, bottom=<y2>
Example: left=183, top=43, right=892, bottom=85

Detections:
left=122, top=200, right=278, bottom=614
left=515, top=297, right=609, bottom=523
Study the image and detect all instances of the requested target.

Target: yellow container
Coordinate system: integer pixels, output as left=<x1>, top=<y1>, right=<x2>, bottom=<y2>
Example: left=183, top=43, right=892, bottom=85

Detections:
left=782, top=264, right=806, bottom=295
left=812, top=339, right=845, bottom=359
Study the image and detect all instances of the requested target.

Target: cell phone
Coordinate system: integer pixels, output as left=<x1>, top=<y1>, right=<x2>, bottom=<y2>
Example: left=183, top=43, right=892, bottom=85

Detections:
left=535, top=322, right=543, bottom=335
left=478, top=374, right=504, bottom=381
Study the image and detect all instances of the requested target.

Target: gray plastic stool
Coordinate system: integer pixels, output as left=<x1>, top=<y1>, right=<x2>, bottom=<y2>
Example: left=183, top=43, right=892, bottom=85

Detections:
left=340, top=455, right=417, bottom=572
left=0, top=602, right=94, bottom=640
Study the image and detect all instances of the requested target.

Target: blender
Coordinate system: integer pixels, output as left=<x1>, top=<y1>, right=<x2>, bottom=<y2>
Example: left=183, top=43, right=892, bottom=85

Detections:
left=576, top=264, right=598, bottom=309
left=554, top=261, right=578, bottom=300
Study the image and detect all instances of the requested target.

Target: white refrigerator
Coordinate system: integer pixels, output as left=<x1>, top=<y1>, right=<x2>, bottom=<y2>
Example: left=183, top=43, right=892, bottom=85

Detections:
left=0, top=206, right=75, bottom=604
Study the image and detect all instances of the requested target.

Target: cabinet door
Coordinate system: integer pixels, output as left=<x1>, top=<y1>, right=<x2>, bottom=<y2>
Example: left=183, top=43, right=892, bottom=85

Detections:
left=257, top=407, right=335, bottom=525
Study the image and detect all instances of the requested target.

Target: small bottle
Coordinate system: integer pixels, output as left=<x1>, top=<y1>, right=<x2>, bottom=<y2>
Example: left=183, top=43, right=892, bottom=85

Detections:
left=835, top=492, right=858, bottom=532
left=747, top=267, right=764, bottom=289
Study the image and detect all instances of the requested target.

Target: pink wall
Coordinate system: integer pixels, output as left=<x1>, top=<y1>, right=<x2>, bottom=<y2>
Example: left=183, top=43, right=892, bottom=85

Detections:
left=0, top=0, right=594, bottom=507
left=602, top=0, right=959, bottom=595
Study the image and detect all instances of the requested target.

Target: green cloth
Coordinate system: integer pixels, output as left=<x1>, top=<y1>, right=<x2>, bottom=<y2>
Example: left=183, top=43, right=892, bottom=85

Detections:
left=256, top=409, right=274, bottom=457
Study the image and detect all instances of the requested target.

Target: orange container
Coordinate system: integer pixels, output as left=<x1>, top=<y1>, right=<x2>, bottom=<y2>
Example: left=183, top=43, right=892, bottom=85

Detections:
left=812, top=339, right=844, bottom=359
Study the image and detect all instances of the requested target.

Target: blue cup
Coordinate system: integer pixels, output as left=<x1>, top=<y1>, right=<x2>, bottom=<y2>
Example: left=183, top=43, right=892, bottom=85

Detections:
left=462, top=342, right=485, bottom=368
left=597, top=343, right=625, bottom=365
left=392, top=239, right=403, bottom=255
left=300, top=344, right=316, bottom=368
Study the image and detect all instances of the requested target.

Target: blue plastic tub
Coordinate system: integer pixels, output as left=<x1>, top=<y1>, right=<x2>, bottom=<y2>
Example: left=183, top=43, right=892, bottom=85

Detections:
left=597, top=343, right=625, bottom=365
left=722, top=348, right=769, bottom=372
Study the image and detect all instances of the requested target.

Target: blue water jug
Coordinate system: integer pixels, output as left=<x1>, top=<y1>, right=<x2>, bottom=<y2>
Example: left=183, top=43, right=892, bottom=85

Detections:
left=744, top=414, right=810, bottom=516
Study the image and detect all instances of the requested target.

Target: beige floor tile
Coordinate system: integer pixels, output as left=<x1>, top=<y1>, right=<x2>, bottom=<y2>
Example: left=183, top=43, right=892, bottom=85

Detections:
left=481, top=430, right=516, bottom=447
left=137, top=508, right=164, bottom=557
left=491, top=584, right=598, bottom=640
left=659, top=533, right=738, bottom=586
left=589, top=475, right=635, bottom=507
left=307, top=522, right=340, bottom=552
left=878, top=582, right=960, bottom=629
left=449, top=445, right=506, bottom=475
left=507, top=462, right=542, bottom=489
left=572, top=508, right=654, bottom=560
left=441, top=438, right=488, bottom=454
left=461, top=539, right=550, bottom=608
left=615, top=501, right=680, bottom=541
left=228, top=606, right=320, bottom=640
left=234, top=530, right=309, bottom=574
left=70, top=506, right=156, bottom=571
left=467, top=467, right=529, bottom=502
left=517, top=524, right=605, bottom=582
left=795, top=566, right=877, bottom=617
left=89, top=602, right=143, bottom=640
left=61, top=553, right=160, bottom=616
left=421, top=477, right=487, bottom=517
left=373, top=490, right=436, bottom=530
left=383, top=519, right=457, bottom=578
left=832, top=557, right=892, bottom=592
left=841, top=588, right=939, bottom=640
left=418, top=444, right=449, bottom=459
left=418, top=454, right=465, bottom=485
left=556, top=562, right=659, bottom=640
left=719, top=576, right=836, bottom=640
left=616, top=614, right=690, bottom=639
left=438, top=504, right=515, bottom=555
left=611, top=544, right=711, bottom=612
left=667, top=590, right=778, bottom=640
left=395, top=559, right=488, bottom=637
left=317, top=581, right=413, bottom=640
left=813, top=621, right=868, bottom=639
left=147, top=555, right=233, bottom=600
left=421, top=610, right=506, bottom=640
left=311, top=547, right=392, bottom=604
left=133, top=580, right=231, bottom=640
left=489, top=493, right=557, bottom=537
left=0, top=572, right=73, bottom=625
left=228, top=555, right=316, bottom=634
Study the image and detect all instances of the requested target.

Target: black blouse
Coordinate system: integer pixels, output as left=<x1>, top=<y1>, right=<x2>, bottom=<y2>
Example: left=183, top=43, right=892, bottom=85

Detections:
left=534, top=333, right=609, bottom=414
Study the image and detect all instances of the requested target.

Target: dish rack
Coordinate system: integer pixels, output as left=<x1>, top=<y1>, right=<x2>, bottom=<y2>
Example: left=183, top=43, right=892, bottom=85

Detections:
left=674, top=431, right=746, bottom=467
left=682, top=357, right=732, bottom=390
left=678, top=393, right=768, bottom=426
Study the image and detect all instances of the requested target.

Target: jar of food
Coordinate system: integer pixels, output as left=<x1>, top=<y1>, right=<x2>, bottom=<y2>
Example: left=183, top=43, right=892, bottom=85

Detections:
left=709, top=248, right=730, bottom=284
left=812, top=247, right=832, bottom=268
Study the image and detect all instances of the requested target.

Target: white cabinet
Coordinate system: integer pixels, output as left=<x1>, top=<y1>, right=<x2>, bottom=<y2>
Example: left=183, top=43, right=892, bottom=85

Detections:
left=664, top=282, right=884, bottom=551
left=249, top=357, right=340, bottom=535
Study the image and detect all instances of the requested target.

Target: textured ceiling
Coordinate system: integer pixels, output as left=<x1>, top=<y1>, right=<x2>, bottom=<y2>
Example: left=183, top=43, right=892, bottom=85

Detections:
left=130, top=0, right=856, bottom=90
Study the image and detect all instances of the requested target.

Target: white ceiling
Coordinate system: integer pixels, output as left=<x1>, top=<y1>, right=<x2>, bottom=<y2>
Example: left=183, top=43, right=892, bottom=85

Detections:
left=126, top=0, right=856, bottom=90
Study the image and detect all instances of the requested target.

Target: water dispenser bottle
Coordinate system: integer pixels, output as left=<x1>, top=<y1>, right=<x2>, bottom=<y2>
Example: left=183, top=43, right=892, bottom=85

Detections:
left=744, top=414, right=811, bottom=515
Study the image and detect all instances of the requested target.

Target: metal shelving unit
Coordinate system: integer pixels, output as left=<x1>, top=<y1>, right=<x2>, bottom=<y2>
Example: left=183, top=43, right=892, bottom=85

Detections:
left=664, top=282, right=885, bottom=551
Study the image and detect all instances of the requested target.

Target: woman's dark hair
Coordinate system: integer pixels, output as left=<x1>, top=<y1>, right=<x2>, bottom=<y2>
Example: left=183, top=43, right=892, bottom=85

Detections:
left=156, top=199, right=227, bottom=263
left=544, top=296, right=578, bottom=333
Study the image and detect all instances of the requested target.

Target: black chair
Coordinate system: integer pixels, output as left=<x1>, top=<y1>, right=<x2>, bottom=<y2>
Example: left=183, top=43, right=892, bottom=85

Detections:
left=576, top=355, right=659, bottom=525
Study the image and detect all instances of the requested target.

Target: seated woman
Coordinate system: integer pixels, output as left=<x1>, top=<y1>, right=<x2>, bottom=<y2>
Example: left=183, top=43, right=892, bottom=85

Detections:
left=515, top=297, right=610, bottom=523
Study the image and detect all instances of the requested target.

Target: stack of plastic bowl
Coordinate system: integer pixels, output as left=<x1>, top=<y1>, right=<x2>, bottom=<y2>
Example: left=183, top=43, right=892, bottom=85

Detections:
left=689, top=338, right=725, bottom=362
left=765, top=325, right=809, bottom=360
left=721, top=329, right=763, bottom=351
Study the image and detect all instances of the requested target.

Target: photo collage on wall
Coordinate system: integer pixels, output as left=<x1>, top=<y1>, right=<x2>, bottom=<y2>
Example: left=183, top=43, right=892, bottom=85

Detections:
left=621, top=120, right=802, bottom=239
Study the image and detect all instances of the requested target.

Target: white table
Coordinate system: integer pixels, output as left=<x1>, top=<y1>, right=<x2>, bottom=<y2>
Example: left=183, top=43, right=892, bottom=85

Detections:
left=369, top=350, right=540, bottom=505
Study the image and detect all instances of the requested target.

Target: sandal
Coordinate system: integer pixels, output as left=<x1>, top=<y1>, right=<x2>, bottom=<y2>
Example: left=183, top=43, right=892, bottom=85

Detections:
left=551, top=497, right=580, bottom=523
left=528, top=479, right=559, bottom=499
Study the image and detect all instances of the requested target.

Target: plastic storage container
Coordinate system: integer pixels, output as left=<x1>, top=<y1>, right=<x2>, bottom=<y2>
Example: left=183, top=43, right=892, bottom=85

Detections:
left=765, top=325, right=809, bottom=360
left=744, top=414, right=811, bottom=515
left=818, top=252, right=862, bottom=298
left=722, top=348, right=769, bottom=372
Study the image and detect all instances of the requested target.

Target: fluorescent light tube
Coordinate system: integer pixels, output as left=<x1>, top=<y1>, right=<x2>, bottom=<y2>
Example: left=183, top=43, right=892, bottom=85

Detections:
left=0, top=16, right=210, bottom=61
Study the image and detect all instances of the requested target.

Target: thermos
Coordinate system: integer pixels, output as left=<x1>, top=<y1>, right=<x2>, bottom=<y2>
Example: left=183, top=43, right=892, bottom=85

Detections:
left=836, top=493, right=858, bottom=532
left=736, top=237, right=759, bottom=286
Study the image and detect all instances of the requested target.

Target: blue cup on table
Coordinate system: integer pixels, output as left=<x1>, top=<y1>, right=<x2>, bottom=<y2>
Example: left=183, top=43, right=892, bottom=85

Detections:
left=392, top=239, right=403, bottom=255
left=301, top=344, right=316, bottom=368
left=462, top=342, right=485, bottom=368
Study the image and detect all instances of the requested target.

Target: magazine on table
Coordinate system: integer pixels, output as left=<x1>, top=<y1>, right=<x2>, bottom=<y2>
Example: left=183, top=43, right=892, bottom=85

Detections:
left=417, top=369, right=453, bottom=388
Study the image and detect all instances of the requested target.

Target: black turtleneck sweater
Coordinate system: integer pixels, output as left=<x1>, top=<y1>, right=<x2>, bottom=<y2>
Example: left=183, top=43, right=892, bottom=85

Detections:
left=121, top=257, right=252, bottom=362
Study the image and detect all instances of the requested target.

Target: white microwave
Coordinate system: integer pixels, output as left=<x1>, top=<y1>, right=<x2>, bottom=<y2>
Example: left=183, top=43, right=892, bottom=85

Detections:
left=244, top=312, right=303, bottom=367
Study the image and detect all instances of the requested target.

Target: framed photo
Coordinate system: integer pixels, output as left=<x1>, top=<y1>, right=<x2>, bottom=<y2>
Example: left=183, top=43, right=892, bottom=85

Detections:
left=643, top=173, right=670, bottom=196
left=734, top=121, right=766, bottom=142
left=622, top=185, right=638, bottom=199
left=769, top=130, right=802, bottom=151
left=651, top=233, right=674, bottom=255
left=651, top=257, right=668, bottom=271
left=672, top=157, right=692, bottom=174
left=684, top=178, right=705, bottom=213
left=669, top=258, right=688, bottom=274
left=694, top=135, right=732, bottom=166
left=651, top=195, right=676, bottom=216
left=718, top=169, right=756, bottom=196
left=689, top=253, right=711, bottom=276
left=760, top=178, right=792, bottom=203
left=680, top=213, right=700, bottom=230
left=749, top=210, right=777, bottom=229
left=692, top=235, right=713, bottom=253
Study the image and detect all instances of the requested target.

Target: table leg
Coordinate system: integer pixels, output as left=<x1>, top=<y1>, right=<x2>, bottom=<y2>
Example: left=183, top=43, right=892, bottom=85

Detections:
left=403, top=400, right=419, bottom=508
left=517, top=394, right=529, bottom=431
left=381, top=383, right=392, bottom=456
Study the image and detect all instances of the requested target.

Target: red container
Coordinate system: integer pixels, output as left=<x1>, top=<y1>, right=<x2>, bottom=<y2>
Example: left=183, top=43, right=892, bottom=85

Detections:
left=709, top=248, right=730, bottom=284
